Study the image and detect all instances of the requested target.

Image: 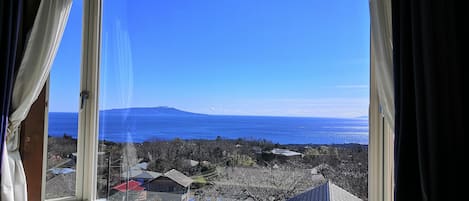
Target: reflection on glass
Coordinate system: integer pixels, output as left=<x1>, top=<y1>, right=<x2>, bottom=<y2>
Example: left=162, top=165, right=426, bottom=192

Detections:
left=45, top=0, right=82, bottom=199
left=97, top=0, right=369, bottom=201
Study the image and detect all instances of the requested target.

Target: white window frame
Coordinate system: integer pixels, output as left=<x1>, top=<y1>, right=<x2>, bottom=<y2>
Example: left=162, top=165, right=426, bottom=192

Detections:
left=75, top=0, right=102, bottom=200
left=42, top=0, right=394, bottom=200
left=42, top=0, right=102, bottom=201
left=369, top=60, right=394, bottom=201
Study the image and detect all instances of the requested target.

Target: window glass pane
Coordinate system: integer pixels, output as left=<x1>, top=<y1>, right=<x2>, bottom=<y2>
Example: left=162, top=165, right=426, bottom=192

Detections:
left=98, top=0, right=369, bottom=200
left=45, top=0, right=82, bottom=199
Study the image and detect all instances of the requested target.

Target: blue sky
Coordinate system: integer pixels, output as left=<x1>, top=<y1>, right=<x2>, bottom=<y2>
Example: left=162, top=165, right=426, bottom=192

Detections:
left=50, top=0, right=370, bottom=118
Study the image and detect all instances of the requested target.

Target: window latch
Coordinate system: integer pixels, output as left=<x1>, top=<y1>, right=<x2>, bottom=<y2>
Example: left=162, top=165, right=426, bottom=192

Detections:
left=80, top=90, right=89, bottom=109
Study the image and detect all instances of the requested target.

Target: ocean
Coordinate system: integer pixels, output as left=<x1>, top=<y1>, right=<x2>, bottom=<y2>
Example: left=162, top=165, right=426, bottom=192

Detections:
left=48, top=111, right=368, bottom=145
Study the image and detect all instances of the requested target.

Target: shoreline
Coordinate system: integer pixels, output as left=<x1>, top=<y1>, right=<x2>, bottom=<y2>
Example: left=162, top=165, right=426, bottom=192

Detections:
left=48, top=134, right=369, bottom=146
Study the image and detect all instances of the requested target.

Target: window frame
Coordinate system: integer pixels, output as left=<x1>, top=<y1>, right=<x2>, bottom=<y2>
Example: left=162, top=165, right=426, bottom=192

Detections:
left=369, top=50, right=394, bottom=201
left=75, top=0, right=102, bottom=200
left=42, top=0, right=102, bottom=200
left=40, top=0, right=393, bottom=200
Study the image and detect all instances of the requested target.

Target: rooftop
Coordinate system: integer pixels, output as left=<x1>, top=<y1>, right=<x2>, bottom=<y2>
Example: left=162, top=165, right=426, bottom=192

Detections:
left=159, top=169, right=193, bottom=188
left=271, top=148, right=303, bottom=157
left=121, top=169, right=161, bottom=180
left=287, top=181, right=362, bottom=201
left=112, top=180, right=145, bottom=192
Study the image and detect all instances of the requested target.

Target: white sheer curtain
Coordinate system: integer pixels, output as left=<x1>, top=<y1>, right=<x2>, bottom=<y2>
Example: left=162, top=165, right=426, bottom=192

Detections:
left=1, top=1, right=72, bottom=201
left=369, top=0, right=394, bottom=201
left=370, top=0, right=394, bottom=125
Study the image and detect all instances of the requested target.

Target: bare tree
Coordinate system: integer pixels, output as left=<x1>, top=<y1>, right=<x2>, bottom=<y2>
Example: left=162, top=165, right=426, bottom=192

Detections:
left=210, top=167, right=325, bottom=201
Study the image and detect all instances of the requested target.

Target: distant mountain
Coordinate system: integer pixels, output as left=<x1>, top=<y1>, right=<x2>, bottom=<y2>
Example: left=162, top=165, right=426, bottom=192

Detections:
left=356, top=115, right=368, bottom=119
left=101, top=106, right=207, bottom=116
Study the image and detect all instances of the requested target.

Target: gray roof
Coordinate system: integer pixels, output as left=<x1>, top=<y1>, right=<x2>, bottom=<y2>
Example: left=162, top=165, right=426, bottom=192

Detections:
left=132, top=162, right=149, bottom=170
left=157, top=169, right=193, bottom=188
left=121, top=169, right=161, bottom=179
left=287, top=181, right=362, bottom=201
left=271, top=148, right=303, bottom=156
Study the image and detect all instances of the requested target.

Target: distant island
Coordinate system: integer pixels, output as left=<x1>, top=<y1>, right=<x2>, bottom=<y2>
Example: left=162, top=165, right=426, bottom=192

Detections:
left=100, top=106, right=369, bottom=119
left=100, top=106, right=208, bottom=116
left=52, top=106, right=369, bottom=120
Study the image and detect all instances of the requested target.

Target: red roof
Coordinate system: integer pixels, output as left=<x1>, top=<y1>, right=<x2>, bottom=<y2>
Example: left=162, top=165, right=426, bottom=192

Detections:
left=112, top=180, right=145, bottom=192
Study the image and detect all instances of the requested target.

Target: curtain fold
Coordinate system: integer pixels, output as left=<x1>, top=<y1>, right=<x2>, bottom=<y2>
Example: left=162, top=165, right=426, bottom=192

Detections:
left=369, top=0, right=394, bottom=200
left=370, top=0, right=394, bottom=127
left=1, top=0, right=22, bottom=170
left=1, top=1, right=72, bottom=200
left=393, top=0, right=467, bottom=200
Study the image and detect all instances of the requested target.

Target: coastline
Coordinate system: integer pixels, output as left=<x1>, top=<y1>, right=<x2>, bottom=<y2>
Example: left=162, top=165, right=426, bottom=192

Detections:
left=48, top=111, right=369, bottom=145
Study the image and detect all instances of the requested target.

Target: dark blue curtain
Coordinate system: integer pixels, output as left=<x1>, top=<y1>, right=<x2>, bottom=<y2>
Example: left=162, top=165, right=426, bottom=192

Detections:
left=1, top=0, right=22, bottom=169
left=393, top=0, right=468, bottom=200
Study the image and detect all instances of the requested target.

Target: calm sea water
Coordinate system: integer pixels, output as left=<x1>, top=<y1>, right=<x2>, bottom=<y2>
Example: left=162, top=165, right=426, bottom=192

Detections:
left=48, top=112, right=368, bottom=144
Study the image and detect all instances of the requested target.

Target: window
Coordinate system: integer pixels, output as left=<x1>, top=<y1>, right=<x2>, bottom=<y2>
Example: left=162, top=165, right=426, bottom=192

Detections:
left=42, top=0, right=388, bottom=201
left=96, top=0, right=369, bottom=200
left=45, top=0, right=82, bottom=199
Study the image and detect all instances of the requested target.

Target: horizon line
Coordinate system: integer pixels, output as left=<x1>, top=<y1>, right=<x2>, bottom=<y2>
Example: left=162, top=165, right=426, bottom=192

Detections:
left=48, top=106, right=368, bottom=119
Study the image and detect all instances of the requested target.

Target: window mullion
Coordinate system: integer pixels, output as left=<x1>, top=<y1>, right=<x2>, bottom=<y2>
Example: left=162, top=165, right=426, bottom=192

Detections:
left=76, top=0, right=102, bottom=200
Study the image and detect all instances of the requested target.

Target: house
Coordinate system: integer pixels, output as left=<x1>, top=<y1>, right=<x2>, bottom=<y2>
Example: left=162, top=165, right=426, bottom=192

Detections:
left=112, top=180, right=145, bottom=192
left=133, top=162, right=149, bottom=170
left=184, top=159, right=199, bottom=167
left=287, top=181, right=362, bottom=201
left=271, top=148, right=303, bottom=157
left=110, top=180, right=146, bottom=201
left=144, top=169, right=193, bottom=201
left=121, top=169, right=162, bottom=184
left=257, top=148, right=303, bottom=162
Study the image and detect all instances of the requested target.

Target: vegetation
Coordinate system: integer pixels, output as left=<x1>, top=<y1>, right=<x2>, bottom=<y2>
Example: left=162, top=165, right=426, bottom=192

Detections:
left=47, top=135, right=368, bottom=200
